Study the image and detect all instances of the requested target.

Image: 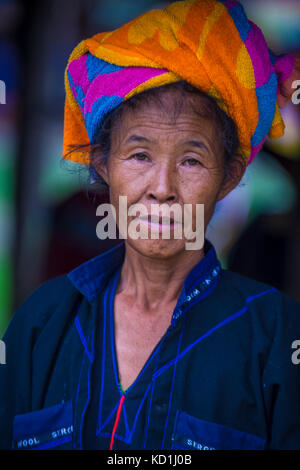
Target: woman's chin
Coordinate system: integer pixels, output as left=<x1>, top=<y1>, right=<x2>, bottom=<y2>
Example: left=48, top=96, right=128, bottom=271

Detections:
left=125, top=237, right=186, bottom=259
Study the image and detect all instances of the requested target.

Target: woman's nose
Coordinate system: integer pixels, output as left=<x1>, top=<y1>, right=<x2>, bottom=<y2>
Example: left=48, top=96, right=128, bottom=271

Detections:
left=146, top=163, right=177, bottom=203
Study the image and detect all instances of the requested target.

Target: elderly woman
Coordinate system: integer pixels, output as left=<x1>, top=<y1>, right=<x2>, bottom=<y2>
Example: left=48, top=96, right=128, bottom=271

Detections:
left=1, top=0, right=300, bottom=451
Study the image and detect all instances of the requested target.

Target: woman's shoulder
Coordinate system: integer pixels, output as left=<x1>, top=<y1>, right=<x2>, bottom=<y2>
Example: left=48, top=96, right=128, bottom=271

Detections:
left=219, top=267, right=300, bottom=317
left=3, top=274, right=80, bottom=342
left=18, top=273, right=75, bottom=312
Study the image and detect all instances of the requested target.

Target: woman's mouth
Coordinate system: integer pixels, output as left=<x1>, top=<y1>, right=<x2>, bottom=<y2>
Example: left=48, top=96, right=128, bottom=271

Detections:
left=137, top=215, right=181, bottom=234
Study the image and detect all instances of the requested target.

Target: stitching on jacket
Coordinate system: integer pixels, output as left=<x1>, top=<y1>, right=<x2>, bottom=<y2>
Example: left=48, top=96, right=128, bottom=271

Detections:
left=161, top=315, right=186, bottom=449
left=153, top=288, right=278, bottom=380
left=75, top=315, right=93, bottom=362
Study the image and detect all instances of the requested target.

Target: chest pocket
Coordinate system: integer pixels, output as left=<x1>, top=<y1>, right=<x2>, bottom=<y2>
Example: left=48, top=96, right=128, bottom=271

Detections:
left=171, top=410, right=266, bottom=450
left=12, top=401, right=73, bottom=450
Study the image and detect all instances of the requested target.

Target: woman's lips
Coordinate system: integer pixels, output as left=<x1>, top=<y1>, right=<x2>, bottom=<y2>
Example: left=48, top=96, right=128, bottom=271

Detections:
left=137, top=215, right=182, bottom=233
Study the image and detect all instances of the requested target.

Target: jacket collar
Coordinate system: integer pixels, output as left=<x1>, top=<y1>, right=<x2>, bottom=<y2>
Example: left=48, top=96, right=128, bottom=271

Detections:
left=67, top=239, right=221, bottom=303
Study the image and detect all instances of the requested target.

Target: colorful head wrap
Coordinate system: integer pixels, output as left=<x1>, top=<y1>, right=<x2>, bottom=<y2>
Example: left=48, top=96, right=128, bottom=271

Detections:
left=63, top=0, right=296, bottom=166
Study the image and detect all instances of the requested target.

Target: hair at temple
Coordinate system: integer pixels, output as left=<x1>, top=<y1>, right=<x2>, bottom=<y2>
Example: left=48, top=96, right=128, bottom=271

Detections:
left=66, top=81, right=242, bottom=191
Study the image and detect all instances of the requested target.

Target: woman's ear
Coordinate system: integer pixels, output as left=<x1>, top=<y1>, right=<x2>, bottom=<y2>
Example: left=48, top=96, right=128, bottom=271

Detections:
left=217, top=154, right=247, bottom=202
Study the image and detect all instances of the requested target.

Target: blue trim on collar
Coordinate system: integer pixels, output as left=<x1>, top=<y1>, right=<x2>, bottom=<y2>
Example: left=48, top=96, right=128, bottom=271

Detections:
left=67, top=239, right=220, bottom=302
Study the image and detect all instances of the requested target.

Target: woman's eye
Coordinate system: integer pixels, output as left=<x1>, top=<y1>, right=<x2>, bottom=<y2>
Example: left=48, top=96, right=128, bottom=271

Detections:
left=182, top=157, right=201, bottom=166
left=130, top=153, right=150, bottom=161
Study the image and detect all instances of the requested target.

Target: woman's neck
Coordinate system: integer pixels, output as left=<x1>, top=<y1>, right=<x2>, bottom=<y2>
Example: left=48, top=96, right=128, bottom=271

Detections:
left=116, top=242, right=205, bottom=313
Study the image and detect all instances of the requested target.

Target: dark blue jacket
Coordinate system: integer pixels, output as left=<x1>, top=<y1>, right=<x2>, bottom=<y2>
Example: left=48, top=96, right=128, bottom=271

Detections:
left=1, top=241, right=300, bottom=450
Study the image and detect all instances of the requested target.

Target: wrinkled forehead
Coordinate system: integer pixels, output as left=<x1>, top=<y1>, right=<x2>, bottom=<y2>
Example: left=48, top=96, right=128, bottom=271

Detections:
left=107, top=90, right=224, bottom=163
left=130, top=87, right=214, bottom=120
left=111, top=88, right=219, bottom=142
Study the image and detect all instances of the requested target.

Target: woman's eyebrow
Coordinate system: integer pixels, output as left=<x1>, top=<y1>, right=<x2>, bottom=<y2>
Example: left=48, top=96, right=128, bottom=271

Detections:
left=182, top=140, right=210, bottom=152
left=124, top=136, right=209, bottom=150
left=124, top=135, right=153, bottom=144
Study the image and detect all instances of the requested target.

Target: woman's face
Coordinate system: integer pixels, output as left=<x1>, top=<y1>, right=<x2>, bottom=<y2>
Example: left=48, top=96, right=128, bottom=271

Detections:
left=97, top=89, right=243, bottom=259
